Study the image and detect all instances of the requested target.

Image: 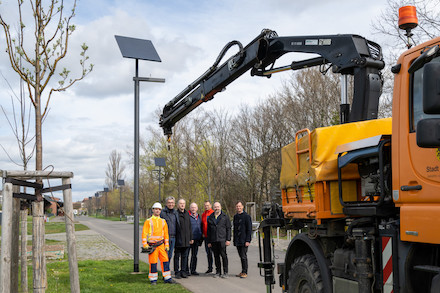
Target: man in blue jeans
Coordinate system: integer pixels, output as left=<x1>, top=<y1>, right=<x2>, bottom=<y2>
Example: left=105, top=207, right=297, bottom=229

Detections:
left=160, top=196, right=179, bottom=265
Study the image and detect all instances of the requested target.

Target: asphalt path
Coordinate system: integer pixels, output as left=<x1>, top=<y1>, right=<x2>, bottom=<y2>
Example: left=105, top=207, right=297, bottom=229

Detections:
left=78, top=215, right=286, bottom=293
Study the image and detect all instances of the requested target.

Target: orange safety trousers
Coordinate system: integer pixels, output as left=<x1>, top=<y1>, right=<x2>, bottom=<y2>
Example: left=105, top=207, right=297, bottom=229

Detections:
left=142, top=216, right=171, bottom=282
left=148, top=244, right=171, bottom=282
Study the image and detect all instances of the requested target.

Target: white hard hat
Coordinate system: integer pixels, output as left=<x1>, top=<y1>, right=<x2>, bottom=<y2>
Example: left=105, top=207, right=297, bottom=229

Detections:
left=152, top=202, right=162, bottom=209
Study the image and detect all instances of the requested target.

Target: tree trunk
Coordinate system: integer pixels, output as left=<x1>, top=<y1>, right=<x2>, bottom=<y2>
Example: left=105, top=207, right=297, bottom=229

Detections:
left=33, top=14, right=46, bottom=291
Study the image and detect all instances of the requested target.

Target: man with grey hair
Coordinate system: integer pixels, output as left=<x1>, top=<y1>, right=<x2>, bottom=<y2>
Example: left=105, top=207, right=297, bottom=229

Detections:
left=161, top=196, right=179, bottom=262
left=207, top=202, right=231, bottom=278
left=189, top=202, right=203, bottom=275
left=174, top=199, right=193, bottom=279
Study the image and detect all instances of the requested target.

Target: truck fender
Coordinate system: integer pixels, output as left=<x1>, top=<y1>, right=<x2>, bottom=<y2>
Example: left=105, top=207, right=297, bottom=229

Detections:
left=283, top=233, right=332, bottom=293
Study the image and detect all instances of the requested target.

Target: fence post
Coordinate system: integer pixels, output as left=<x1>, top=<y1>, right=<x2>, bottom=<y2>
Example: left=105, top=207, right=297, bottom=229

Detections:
left=63, top=178, right=80, bottom=293
left=21, top=209, right=29, bottom=293
left=0, top=183, right=13, bottom=293
left=11, top=185, right=20, bottom=293
left=32, top=200, right=46, bottom=293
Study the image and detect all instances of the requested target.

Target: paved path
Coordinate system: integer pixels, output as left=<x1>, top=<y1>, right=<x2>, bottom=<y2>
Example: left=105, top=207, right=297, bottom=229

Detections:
left=77, top=216, right=287, bottom=293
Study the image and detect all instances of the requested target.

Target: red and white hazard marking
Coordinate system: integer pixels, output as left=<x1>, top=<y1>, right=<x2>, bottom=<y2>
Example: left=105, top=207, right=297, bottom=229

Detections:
left=382, top=236, right=393, bottom=293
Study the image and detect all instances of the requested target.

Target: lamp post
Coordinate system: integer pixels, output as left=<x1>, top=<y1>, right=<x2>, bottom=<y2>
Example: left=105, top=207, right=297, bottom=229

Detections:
left=94, top=192, right=99, bottom=217
left=117, top=179, right=125, bottom=221
left=103, top=187, right=109, bottom=217
left=154, top=157, right=166, bottom=203
left=115, top=35, right=165, bottom=273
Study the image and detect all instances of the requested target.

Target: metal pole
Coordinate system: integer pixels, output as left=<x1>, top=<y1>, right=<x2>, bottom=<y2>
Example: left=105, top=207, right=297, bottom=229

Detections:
left=158, top=166, right=161, bottom=203
left=119, top=188, right=122, bottom=221
left=134, top=59, right=140, bottom=273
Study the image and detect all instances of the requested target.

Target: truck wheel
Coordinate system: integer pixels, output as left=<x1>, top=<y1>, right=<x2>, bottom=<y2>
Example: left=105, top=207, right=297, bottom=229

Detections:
left=288, top=254, right=324, bottom=293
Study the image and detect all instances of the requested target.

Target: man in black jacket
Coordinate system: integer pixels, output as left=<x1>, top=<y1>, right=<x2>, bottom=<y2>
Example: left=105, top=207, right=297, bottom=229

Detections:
left=207, top=202, right=231, bottom=278
left=174, top=199, right=193, bottom=279
left=160, top=196, right=179, bottom=262
left=233, top=201, right=252, bottom=278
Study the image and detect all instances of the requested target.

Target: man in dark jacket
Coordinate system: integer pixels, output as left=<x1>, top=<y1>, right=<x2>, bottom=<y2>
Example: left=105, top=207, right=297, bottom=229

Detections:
left=160, top=196, right=179, bottom=262
left=207, top=202, right=231, bottom=278
left=233, top=201, right=252, bottom=278
left=174, top=199, right=193, bottom=279
left=188, top=202, right=202, bottom=275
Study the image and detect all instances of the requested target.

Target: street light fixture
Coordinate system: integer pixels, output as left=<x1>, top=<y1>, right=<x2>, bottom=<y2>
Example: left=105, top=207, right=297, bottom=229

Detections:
left=117, top=179, right=125, bottom=221
left=154, top=157, right=166, bottom=203
left=115, top=35, right=165, bottom=273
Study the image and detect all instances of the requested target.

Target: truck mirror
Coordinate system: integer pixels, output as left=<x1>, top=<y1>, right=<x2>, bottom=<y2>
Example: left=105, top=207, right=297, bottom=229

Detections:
left=423, top=62, right=440, bottom=114
left=416, top=118, right=440, bottom=148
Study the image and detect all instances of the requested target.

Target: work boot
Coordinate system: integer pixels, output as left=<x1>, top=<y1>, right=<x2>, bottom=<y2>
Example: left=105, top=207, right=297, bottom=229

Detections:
left=181, top=272, right=188, bottom=278
left=175, top=272, right=182, bottom=279
left=165, top=279, right=177, bottom=284
left=191, top=271, right=200, bottom=276
left=151, top=281, right=157, bottom=285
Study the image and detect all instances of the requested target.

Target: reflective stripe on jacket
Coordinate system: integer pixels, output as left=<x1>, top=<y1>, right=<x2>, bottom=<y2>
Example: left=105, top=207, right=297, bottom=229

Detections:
left=142, top=215, right=169, bottom=249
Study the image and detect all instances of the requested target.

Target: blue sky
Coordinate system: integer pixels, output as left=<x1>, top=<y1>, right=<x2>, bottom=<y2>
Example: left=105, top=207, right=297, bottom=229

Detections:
left=0, top=0, right=392, bottom=202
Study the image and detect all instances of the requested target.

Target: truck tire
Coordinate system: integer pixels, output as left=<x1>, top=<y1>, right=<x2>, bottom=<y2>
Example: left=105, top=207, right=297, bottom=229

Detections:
left=288, top=254, right=324, bottom=293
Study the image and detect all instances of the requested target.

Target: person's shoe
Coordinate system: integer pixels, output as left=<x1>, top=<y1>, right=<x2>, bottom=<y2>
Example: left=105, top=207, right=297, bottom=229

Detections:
left=205, top=269, right=213, bottom=274
left=240, top=273, right=248, bottom=278
left=236, top=273, right=242, bottom=277
left=175, top=272, right=182, bottom=279
left=181, top=272, right=188, bottom=278
left=191, top=271, right=200, bottom=276
left=213, top=273, right=220, bottom=278
left=151, top=281, right=157, bottom=285
left=221, top=273, right=228, bottom=279
left=165, top=279, right=177, bottom=284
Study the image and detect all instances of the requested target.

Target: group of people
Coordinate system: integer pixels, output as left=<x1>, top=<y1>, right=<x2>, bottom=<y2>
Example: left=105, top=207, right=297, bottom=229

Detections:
left=142, top=196, right=253, bottom=285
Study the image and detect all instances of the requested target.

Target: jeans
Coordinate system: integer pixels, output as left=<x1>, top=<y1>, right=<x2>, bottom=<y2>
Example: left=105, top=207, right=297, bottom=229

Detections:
left=211, top=242, right=228, bottom=274
left=189, top=240, right=200, bottom=273
left=174, top=246, right=190, bottom=274
left=168, top=236, right=176, bottom=262
left=204, top=239, right=213, bottom=271
left=236, top=246, right=248, bottom=274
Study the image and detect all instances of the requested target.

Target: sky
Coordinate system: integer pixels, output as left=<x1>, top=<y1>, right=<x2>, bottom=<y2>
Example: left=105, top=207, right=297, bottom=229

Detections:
left=0, top=0, right=392, bottom=202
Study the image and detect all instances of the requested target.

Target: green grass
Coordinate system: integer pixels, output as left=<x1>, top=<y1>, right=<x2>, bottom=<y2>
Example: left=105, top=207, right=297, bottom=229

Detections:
left=24, top=259, right=190, bottom=292
left=91, top=215, right=123, bottom=221
left=0, top=220, right=90, bottom=235
left=40, top=222, right=89, bottom=234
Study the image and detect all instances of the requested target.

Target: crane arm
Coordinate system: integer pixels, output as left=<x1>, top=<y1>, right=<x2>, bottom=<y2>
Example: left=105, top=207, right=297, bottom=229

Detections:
left=159, top=29, right=384, bottom=137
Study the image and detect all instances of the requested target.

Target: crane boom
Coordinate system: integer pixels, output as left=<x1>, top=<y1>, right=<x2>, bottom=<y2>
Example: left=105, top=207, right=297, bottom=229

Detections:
left=159, top=29, right=384, bottom=137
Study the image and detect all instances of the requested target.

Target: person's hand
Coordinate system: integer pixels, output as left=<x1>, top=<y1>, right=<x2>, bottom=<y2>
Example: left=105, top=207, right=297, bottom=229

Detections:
left=245, top=242, right=250, bottom=247
left=165, top=246, right=170, bottom=252
left=208, top=243, right=212, bottom=248
left=190, top=240, right=194, bottom=245
left=225, top=241, right=230, bottom=246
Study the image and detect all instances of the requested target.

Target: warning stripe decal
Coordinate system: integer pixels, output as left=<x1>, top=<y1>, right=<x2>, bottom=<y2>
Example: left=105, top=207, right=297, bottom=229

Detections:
left=382, top=236, right=394, bottom=293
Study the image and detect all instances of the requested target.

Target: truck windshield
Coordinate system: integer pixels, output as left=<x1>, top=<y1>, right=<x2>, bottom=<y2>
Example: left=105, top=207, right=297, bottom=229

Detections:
left=411, top=56, right=440, bottom=132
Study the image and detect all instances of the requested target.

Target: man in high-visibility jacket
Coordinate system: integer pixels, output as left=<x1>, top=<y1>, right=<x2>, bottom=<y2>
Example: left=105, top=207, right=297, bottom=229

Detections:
left=142, top=202, right=176, bottom=285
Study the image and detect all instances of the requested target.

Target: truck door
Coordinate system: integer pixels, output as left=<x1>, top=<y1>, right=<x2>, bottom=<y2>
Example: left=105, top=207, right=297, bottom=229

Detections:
left=395, top=52, right=440, bottom=244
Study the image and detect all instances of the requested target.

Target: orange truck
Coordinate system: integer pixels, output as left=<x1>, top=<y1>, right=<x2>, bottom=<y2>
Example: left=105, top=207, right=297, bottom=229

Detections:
left=160, top=6, right=440, bottom=293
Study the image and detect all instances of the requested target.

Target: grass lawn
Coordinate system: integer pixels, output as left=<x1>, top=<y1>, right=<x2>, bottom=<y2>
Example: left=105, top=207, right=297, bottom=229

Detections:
left=24, top=259, right=190, bottom=293
left=0, top=220, right=90, bottom=235
left=40, top=222, right=89, bottom=234
left=91, top=215, right=123, bottom=221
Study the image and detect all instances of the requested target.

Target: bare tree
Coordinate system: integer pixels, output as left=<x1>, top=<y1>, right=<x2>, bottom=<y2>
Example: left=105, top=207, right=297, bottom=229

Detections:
left=0, top=0, right=93, bottom=172
left=105, top=150, right=126, bottom=191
